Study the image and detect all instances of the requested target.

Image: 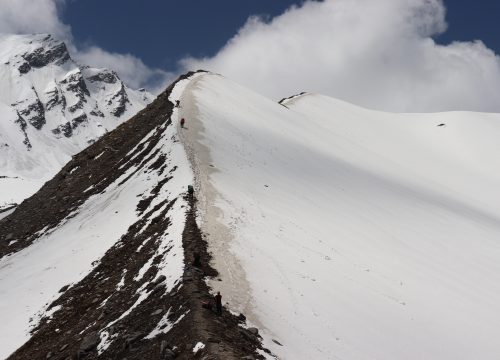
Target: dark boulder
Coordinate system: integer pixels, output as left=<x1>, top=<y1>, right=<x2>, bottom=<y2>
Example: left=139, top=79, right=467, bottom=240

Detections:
left=79, top=331, right=100, bottom=353
left=248, top=327, right=259, bottom=336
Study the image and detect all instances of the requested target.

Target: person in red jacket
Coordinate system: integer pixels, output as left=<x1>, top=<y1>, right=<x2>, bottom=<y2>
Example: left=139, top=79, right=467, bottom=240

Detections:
left=214, top=291, right=222, bottom=315
left=180, top=118, right=185, bottom=128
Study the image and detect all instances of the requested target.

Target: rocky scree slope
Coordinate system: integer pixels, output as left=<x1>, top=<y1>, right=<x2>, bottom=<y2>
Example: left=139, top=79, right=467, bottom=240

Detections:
left=0, top=71, right=267, bottom=360
left=0, top=34, right=153, bottom=209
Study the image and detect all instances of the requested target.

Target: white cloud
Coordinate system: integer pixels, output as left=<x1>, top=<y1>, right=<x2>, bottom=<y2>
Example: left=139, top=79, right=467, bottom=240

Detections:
left=75, top=46, right=174, bottom=92
left=3, top=0, right=500, bottom=108
left=0, top=0, right=170, bottom=92
left=182, top=0, right=500, bottom=113
left=0, top=0, right=70, bottom=40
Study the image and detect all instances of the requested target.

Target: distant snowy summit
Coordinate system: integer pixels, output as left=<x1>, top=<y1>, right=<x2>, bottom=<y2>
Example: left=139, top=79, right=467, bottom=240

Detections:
left=0, top=34, right=154, bottom=208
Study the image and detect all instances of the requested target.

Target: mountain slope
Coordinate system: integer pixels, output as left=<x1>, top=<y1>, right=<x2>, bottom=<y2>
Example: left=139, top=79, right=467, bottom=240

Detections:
left=0, top=34, right=153, bottom=209
left=0, top=71, right=266, bottom=360
left=178, top=74, right=500, bottom=360
left=1, top=72, right=500, bottom=359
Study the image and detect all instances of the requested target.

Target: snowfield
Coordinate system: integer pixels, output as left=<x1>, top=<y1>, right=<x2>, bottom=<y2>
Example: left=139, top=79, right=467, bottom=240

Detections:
left=1, top=71, right=500, bottom=359
left=178, top=74, right=500, bottom=360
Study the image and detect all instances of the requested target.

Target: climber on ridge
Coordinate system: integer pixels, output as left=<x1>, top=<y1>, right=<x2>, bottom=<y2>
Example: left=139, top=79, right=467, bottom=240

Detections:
left=193, top=252, right=201, bottom=267
left=215, top=291, right=222, bottom=315
left=180, top=118, right=185, bottom=128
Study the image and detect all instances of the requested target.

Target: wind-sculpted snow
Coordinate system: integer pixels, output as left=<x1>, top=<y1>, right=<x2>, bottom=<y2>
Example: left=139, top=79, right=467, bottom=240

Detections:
left=179, top=74, right=500, bottom=360
left=0, top=34, right=154, bottom=208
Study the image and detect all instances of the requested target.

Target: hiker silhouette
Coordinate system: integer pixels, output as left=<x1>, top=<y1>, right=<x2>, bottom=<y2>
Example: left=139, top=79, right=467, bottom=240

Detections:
left=215, top=292, right=222, bottom=315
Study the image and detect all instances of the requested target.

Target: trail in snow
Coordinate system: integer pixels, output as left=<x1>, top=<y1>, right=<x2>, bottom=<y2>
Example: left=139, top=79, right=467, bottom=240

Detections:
left=176, top=75, right=260, bottom=328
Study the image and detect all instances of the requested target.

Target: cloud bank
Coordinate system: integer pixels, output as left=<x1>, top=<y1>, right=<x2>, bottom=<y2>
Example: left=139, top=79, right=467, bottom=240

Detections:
left=76, top=46, right=172, bottom=91
left=2, top=0, right=500, bottom=111
left=182, top=0, right=500, bottom=112
left=0, top=0, right=172, bottom=92
left=0, top=0, right=70, bottom=40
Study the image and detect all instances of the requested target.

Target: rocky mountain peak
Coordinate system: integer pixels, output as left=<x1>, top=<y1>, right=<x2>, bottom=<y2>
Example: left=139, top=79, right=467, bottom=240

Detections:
left=0, top=33, right=155, bottom=208
left=86, top=68, right=119, bottom=84
left=0, top=34, right=71, bottom=75
left=19, top=34, right=71, bottom=74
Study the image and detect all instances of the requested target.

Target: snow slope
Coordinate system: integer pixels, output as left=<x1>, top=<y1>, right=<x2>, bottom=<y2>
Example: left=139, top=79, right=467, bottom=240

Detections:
left=0, top=34, right=153, bottom=208
left=178, top=74, right=500, bottom=360
left=2, top=70, right=499, bottom=359
left=0, top=75, right=195, bottom=359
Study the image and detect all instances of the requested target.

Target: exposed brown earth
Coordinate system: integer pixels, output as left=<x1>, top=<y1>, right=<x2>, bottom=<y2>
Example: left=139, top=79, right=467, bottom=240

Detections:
left=9, top=193, right=268, bottom=360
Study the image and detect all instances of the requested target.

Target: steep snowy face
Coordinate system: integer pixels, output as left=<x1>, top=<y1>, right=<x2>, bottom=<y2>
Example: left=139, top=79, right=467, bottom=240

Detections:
left=0, top=74, right=194, bottom=358
left=179, top=74, right=500, bottom=360
left=2, top=69, right=499, bottom=359
left=0, top=34, right=154, bottom=208
left=283, top=93, right=500, bottom=217
left=0, top=72, right=266, bottom=359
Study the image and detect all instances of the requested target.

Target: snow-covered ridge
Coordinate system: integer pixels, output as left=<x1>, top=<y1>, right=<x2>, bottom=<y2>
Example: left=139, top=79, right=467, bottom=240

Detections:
left=0, top=72, right=196, bottom=358
left=178, top=74, right=500, bottom=360
left=1, top=70, right=500, bottom=359
left=0, top=34, right=154, bottom=208
left=0, top=71, right=267, bottom=359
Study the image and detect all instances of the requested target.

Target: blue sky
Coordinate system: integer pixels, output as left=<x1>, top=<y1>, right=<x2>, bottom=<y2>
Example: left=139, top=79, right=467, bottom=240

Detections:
left=436, top=1, right=500, bottom=51
left=62, top=0, right=500, bottom=71
left=63, top=0, right=296, bottom=70
left=1, top=0, right=500, bottom=112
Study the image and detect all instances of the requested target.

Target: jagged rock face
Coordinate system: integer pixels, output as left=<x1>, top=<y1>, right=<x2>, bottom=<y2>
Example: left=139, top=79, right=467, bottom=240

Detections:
left=90, top=106, right=104, bottom=118
left=60, top=70, right=91, bottom=116
left=87, top=69, right=118, bottom=84
left=14, top=113, right=31, bottom=149
left=45, top=86, right=67, bottom=111
left=52, top=113, right=89, bottom=138
left=60, top=70, right=91, bottom=102
left=0, top=33, right=155, bottom=208
left=87, top=68, right=132, bottom=117
left=14, top=94, right=46, bottom=129
left=108, top=82, right=130, bottom=117
left=19, top=35, right=70, bottom=73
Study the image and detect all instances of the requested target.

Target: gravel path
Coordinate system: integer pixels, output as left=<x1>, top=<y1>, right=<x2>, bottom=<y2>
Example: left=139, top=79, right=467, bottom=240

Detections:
left=177, top=74, right=263, bottom=331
